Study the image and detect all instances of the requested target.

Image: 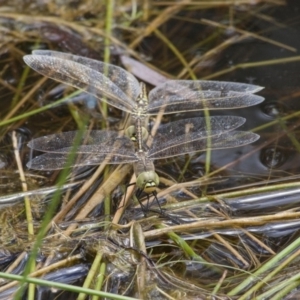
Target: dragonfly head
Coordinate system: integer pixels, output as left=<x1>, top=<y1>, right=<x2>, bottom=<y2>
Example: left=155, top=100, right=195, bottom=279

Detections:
left=125, top=125, right=149, bottom=143
left=136, top=171, right=159, bottom=194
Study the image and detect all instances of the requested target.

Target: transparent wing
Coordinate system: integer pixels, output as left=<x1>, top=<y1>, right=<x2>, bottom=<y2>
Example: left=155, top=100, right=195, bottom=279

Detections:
left=28, top=130, right=122, bottom=152
left=27, top=151, right=138, bottom=170
left=147, top=80, right=264, bottom=115
left=27, top=130, right=138, bottom=170
left=148, top=131, right=259, bottom=160
left=23, top=50, right=140, bottom=113
left=155, top=116, right=246, bottom=137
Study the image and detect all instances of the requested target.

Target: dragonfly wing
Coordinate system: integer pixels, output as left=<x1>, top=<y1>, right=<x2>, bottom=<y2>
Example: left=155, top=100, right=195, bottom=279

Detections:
left=148, top=131, right=259, bottom=160
left=155, top=116, right=246, bottom=137
left=27, top=151, right=138, bottom=170
left=24, top=50, right=140, bottom=113
left=27, top=130, right=138, bottom=170
left=147, top=80, right=264, bottom=114
left=28, top=130, right=122, bottom=152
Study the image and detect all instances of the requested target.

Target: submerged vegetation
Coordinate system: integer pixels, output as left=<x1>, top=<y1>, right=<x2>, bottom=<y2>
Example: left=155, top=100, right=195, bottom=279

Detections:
left=0, top=0, right=300, bottom=299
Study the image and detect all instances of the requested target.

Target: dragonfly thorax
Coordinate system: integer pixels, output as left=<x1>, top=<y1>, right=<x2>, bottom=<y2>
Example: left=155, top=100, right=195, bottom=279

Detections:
left=136, top=82, right=149, bottom=111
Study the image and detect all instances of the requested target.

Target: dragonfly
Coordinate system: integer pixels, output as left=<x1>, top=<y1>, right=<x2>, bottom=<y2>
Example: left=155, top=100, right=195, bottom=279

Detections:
left=27, top=115, right=259, bottom=193
left=23, top=50, right=264, bottom=150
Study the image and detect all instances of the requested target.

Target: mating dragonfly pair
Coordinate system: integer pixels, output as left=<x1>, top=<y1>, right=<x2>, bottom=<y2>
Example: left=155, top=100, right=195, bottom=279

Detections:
left=24, top=50, right=264, bottom=194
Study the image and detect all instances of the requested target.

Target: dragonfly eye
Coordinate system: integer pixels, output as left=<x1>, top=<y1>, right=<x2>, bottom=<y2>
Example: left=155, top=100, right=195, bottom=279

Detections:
left=125, top=125, right=136, bottom=141
left=125, top=125, right=149, bottom=142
